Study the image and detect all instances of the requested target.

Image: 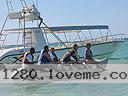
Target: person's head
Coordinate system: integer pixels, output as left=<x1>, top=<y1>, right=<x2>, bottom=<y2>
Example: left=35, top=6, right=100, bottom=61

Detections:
left=44, top=45, right=49, bottom=52
left=30, top=47, right=35, bottom=54
left=50, top=47, right=55, bottom=52
left=73, top=44, right=79, bottom=50
left=86, top=43, right=91, bottom=49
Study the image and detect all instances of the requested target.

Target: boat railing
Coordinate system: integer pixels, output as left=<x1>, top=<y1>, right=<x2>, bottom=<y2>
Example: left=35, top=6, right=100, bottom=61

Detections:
left=86, top=33, right=125, bottom=44
left=0, top=29, right=35, bottom=50
left=0, top=33, right=8, bottom=49
left=54, top=33, right=125, bottom=49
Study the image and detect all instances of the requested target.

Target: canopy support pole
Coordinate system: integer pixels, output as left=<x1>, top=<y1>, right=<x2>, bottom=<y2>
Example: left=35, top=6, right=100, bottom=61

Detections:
left=89, top=30, right=93, bottom=42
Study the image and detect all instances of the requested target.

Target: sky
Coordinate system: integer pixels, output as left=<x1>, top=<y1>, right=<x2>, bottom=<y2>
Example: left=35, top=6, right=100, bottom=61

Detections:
left=0, top=0, right=128, bottom=43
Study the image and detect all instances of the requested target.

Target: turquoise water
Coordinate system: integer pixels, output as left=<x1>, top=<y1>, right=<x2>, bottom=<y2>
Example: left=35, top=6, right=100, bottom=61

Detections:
left=0, top=84, right=128, bottom=96
left=109, top=40, right=128, bottom=64
left=0, top=40, right=128, bottom=96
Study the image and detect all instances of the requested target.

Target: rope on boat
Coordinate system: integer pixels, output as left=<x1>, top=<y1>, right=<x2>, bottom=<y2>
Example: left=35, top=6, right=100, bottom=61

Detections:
left=42, top=21, right=68, bottom=48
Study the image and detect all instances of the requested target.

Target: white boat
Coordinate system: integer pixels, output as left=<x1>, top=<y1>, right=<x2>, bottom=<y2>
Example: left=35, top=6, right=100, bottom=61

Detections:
left=0, top=0, right=125, bottom=64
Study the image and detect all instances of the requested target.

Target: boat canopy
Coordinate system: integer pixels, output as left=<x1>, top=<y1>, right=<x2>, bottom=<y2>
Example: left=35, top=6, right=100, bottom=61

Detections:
left=3, top=25, right=109, bottom=33
left=48, top=25, right=109, bottom=31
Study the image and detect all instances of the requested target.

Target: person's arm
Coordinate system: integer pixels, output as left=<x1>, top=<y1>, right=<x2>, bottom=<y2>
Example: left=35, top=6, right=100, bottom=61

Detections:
left=55, top=54, right=59, bottom=61
left=86, top=49, right=93, bottom=60
left=38, top=51, right=43, bottom=64
left=52, top=53, right=59, bottom=62
left=50, top=53, right=54, bottom=61
left=44, top=52, right=54, bottom=63
left=84, top=49, right=87, bottom=60
left=70, top=51, right=78, bottom=62
left=89, top=50, right=94, bottom=60
left=26, top=54, right=34, bottom=64
left=38, top=51, right=43, bottom=61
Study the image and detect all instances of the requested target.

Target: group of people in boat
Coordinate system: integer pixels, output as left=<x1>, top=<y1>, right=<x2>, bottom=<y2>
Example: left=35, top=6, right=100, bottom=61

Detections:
left=22, top=43, right=98, bottom=65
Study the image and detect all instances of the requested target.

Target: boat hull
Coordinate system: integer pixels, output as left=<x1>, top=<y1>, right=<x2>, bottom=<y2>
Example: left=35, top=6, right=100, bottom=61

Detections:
left=0, top=41, right=123, bottom=64
left=55, top=41, right=123, bottom=59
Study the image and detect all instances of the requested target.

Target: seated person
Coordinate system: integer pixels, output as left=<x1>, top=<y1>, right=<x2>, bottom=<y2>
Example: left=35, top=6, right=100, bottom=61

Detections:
left=60, top=44, right=80, bottom=64
left=84, top=43, right=98, bottom=64
left=38, top=46, right=54, bottom=64
left=22, top=47, right=36, bottom=69
left=49, top=47, right=60, bottom=63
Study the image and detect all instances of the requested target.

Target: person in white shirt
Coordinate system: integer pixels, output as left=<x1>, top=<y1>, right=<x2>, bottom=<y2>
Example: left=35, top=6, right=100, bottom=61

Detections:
left=49, top=47, right=59, bottom=63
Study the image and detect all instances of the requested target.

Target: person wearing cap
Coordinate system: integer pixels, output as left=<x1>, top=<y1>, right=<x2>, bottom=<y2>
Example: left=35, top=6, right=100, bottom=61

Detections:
left=60, top=44, right=80, bottom=64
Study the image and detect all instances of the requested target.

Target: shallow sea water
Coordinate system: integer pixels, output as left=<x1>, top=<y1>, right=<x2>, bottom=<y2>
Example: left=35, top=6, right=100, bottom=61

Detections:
left=0, top=83, right=128, bottom=96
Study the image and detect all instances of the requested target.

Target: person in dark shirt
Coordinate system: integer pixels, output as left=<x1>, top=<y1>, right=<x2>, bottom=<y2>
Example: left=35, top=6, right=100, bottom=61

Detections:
left=38, top=46, right=54, bottom=64
left=61, top=44, right=80, bottom=64
left=84, top=43, right=98, bottom=64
